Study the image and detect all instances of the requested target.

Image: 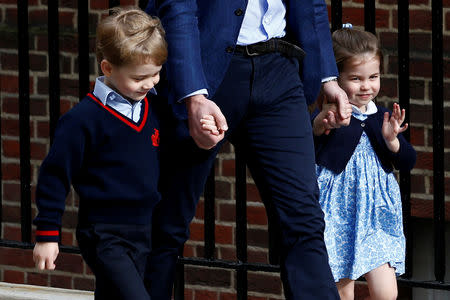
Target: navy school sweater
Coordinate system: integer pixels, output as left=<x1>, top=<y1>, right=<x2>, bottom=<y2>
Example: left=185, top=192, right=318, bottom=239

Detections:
left=33, top=93, right=161, bottom=242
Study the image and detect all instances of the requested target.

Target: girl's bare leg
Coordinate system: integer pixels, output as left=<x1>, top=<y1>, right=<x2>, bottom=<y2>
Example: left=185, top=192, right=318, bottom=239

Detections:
left=365, top=263, right=397, bottom=300
left=336, top=278, right=355, bottom=300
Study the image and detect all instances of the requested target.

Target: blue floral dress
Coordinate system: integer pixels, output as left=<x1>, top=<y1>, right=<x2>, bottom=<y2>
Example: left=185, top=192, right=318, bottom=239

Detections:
left=316, top=105, right=405, bottom=282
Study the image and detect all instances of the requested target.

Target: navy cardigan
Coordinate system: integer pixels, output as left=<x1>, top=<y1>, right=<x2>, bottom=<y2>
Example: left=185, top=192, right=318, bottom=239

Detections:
left=313, top=106, right=416, bottom=174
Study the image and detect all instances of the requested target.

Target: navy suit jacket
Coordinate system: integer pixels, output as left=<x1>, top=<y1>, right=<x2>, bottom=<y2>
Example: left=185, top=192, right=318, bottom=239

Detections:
left=146, top=0, right=338, bottom=119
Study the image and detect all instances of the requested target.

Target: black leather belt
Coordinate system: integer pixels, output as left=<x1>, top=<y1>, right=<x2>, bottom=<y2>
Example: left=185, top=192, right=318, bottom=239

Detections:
left=234, top=38, right=306, bottom=62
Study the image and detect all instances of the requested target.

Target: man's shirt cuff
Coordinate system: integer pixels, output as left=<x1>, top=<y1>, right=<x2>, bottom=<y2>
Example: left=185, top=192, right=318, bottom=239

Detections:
left=178, top=89, right=209, bottom=103
left=321, top=76, right=337, bottom=83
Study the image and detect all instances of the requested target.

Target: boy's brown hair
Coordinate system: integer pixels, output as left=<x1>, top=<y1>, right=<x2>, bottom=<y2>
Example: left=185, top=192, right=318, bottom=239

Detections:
left=332, top=28, right=383, bottom=73
left=96, top=6, right=168, bottom=67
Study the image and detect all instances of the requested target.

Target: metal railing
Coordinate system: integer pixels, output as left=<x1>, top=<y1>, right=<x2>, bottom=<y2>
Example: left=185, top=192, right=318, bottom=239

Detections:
left=0, top=0, right=448, bottom=299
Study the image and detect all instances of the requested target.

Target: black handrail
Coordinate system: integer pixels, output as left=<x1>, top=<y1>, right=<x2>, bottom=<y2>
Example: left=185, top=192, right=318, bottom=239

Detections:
left=364, top=0, right=376, bottom=34
left=48, top=0, right=60, bottom=144
left=204, top=168, right=216, bottom=260
left=330, top=0, right=342, bottom=32
left=110, top=0, right=120, bottom=8
left=235, top=147, right=248, bottom=300
left=397, top=0, right=413, bottom=279
left=18, top=0, right=32, bottom=244
left=78, top=1, right=90, bottom=101
left=432, top=0, right=446, bottom=283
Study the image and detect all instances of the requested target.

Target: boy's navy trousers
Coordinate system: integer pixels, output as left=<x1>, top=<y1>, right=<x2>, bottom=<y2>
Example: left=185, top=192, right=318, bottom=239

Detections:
left=77, top=223, right=152, bottom=300
left=148, top=52, right=339, bottom=300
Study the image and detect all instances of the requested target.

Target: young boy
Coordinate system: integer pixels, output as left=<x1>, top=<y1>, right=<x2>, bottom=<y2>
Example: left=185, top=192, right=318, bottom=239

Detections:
left=32, top=7, right=168, bottom=300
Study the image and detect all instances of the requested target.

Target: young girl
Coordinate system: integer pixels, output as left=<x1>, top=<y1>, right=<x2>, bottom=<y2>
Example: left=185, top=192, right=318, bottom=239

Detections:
left=313, top=28, right=416, bottom=300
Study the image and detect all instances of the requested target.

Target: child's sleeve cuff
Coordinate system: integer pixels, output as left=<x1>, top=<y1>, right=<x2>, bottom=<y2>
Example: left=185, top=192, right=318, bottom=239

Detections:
left=35, top=226, right=60, bottom=243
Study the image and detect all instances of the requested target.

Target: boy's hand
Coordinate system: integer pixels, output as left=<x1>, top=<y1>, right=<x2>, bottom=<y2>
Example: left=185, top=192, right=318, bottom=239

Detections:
left=382, top=103, right=408, bottom=153
left=33, top=242, right=59, bottom=270
left=200, top=115, right=220, bottom=135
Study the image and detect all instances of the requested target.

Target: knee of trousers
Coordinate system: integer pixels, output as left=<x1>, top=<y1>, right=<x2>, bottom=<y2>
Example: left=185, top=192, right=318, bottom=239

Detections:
left=278, top=205, right=326, bottom=247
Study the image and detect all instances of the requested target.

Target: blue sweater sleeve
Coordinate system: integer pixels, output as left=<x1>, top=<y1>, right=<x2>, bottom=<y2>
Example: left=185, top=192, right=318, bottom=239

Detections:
left=33, top=112, right=87, bottom=242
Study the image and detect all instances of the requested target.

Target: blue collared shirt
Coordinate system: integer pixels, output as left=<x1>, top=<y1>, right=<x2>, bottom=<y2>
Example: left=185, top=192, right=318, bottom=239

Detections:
left=92, top=76, right=156, bottom=123
left=237, top=0, right=286, bottom=45
left=182, top=0, right=286, bottom=101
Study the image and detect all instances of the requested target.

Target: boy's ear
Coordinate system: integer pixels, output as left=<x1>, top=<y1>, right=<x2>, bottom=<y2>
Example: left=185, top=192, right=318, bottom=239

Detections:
left=100, top=59, right=113, bottom=77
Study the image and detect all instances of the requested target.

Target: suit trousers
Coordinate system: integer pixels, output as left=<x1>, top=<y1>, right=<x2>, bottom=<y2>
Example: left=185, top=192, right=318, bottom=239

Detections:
left=148, top=52, right=339, bottom=300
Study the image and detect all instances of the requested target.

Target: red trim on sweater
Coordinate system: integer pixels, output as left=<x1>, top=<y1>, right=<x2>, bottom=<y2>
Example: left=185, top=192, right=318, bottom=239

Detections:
left=36, top=230, right=59, bottom=236
left=87, top=93, right=149, bottom=132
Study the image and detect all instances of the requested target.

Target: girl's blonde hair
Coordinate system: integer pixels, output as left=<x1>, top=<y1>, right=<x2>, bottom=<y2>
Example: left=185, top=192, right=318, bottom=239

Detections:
left=96, top=6, right=168, bottom=67
left=332, top=28, right=382, bottom=72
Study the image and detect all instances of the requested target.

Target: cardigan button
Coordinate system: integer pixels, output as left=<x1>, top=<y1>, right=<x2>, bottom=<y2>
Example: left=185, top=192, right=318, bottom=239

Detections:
left=361, top=123, right=365, bottom=127
left=234, top=9, right=244, bottom=16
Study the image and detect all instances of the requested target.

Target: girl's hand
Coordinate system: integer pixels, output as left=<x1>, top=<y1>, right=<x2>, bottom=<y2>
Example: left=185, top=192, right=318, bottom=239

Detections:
left=33, top=242, right=59, bottom=270
left=200, top=114, right=220, bottom=136
left=321, top=80, right=352, bottom=126
left=313, top=102, right=339, bottom=136
left=382, top=103, right=408, bottom=153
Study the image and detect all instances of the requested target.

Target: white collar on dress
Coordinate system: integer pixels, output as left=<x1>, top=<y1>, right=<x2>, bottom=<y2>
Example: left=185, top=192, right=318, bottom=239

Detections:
left=351, top=100, right=378, bottom=116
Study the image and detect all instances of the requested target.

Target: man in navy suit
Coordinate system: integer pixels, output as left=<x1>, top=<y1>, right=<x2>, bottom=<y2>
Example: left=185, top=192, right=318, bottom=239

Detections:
left=146, top=1, right=351, bottom=299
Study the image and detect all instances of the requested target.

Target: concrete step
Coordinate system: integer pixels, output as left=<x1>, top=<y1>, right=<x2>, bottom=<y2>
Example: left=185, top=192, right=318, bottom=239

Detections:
left=0, top=282, right=94, bottom=300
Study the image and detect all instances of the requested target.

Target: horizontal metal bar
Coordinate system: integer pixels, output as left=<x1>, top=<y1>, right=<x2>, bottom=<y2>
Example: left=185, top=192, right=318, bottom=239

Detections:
left=178, top=256, right=280, bottom=273
left=397, top=278, right=450, bottom=291
left=1, top=239, right=450, bottom=290
left=178, top=257, right=450, bottom=290
left=355, top=276, right=450, bottom=291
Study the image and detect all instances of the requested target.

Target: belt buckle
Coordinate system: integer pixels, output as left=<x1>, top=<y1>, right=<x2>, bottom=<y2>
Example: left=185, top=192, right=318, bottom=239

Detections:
left=245, top=45, right=260, bottom=56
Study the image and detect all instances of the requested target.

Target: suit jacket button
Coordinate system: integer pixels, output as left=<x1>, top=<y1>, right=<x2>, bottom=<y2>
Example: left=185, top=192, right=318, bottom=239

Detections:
left=234, top=9, right=244, bottom=16
left=361, top=123, right=365, bottom=127
left=226, top=46, right=234, bottom=53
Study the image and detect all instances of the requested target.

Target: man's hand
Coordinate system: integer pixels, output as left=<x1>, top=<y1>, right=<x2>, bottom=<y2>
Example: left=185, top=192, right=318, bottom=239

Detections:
left=33, top=242, right=59, bottom=270
left=186, top=94, right=228, bottom=149
left=321, top=80, right=352, bottom=127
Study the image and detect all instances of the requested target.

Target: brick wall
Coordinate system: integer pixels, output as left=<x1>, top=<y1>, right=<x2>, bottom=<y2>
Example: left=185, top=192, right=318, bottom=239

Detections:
left=0, top=0, right=448, bottom=299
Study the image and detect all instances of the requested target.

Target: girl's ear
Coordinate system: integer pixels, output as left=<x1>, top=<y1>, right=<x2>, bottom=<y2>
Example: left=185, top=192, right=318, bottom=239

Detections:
left=100, top=59, right=113, bottom=77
